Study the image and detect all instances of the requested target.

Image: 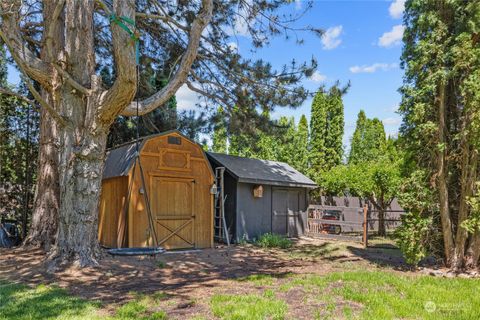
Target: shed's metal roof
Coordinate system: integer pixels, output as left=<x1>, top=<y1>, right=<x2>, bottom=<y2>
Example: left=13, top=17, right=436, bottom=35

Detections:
left=103, top=142, right=139, bottom=179
left=102, top=130, right=193, bottom=179
left=206, top=152, right=317, bottom=188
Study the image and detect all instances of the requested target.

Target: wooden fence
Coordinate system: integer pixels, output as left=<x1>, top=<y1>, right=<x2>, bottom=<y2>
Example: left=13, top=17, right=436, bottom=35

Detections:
left=306, top=204, right=403, bottom=247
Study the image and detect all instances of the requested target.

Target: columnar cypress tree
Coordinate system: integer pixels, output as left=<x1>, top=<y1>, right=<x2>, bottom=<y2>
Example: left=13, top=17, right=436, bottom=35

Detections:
left=349, top=111, right=386, bottom=164
left=324, top=86, right=345, bottom=168
left=349, top=110, right=367, bottom=163
left=295, top=115, right=309, bottom=174
left=309, top=89, right=329, bottom=180
left=309, top=84, right=346, bottom=181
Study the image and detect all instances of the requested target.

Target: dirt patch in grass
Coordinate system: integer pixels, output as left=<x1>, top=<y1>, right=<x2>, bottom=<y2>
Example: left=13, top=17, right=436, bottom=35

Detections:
left=0, top=237, right=413, bottom=319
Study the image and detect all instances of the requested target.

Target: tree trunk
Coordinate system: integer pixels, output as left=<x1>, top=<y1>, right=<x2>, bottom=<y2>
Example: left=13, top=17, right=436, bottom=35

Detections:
left=453, top=133, right=477, bottom=270
left=23, top=1, right=64, bottom=249
left=369, top=197, right=386, bottom=237
left=23, top=108, right=59, bottom=250
left=377, top=208, right=386, bottom=237
left=50, top=124, right=107, bottom=266
left=466, top=231, right=480, bottom=269
left=437, top=82, right=455, bottom=267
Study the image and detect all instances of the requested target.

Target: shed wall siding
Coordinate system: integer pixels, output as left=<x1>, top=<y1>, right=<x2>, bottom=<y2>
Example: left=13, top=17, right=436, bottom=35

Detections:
left=98, top=176, right=128, bottom=248
left=235, top=183, right=273, bottom=242
left=234, top=184, right=309, bottom=242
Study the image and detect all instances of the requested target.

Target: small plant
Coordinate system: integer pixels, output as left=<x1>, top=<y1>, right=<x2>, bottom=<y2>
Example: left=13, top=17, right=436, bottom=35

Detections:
left=156, top=260, right=167, bottom=269
left=237, top=234, right=249, bottom=245
left=255, top=233, right=292, bottom=249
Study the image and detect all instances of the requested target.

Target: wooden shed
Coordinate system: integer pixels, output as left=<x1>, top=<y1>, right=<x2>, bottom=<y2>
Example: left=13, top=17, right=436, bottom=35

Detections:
left=98, top=130, right=214, bottom=250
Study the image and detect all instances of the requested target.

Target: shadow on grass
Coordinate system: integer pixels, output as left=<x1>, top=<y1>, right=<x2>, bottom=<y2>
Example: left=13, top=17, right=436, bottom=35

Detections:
left=346, top=245, right=410, bottom=270
left=0, top=281, right=99, bottom=319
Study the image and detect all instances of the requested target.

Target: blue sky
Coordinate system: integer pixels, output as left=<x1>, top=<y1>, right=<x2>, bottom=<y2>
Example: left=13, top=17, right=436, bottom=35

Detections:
left=177, top=0, right=406, bottom=149
left=8, top=0, right=405, bottom=150
left=247, top=0, right=404, bottom=149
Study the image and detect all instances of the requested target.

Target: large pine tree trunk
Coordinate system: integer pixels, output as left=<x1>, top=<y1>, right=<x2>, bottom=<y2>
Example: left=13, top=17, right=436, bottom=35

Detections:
left=51, top=124, right=107, bottom=266
left=23, top=108, right=59, bottom=250
left=23, top=1, right=63, bottom=249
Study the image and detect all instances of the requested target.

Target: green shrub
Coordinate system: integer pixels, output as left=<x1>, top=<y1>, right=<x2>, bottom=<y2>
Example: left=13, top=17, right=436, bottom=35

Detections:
left=255, top=233, right=292, bottom=249
left=394, top=212, right=432, bottom=266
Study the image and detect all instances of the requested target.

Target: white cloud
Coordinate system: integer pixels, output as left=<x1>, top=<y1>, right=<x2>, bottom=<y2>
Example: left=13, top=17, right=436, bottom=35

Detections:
left=349, top=63, right=398, bottom=74
left=389, top=0, right=405, bottom=19
left=309, top=70, right=327, bottom=82
left=227, top=41, right=238, bottom=52
left=295, top=0, right=302, bottom=10
left=175, top=84, right=201, bottom=110
left=382, top=117, right=402, bottom=126
left=226, top=1, right=253, bottom=37
left=378, top=25, right=405, bottom=47
left=321, top=25, right=343, bottom=50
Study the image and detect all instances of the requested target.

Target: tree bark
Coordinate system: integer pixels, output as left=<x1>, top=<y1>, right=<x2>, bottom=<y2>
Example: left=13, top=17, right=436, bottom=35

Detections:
left=23, top=108, right=59, bottom=250
left=369, top=197, right=386, bottom=237
left=52, top=126, right=107, bottom=266
left=453, top=134, right=477, bottom=270
left=466, top=230, right=480, bottom=269
left=23, top=0, right=64, bottom=250
left=437, top=82, right=455, bottom=267
left=377, top=208, right=386, bottom=237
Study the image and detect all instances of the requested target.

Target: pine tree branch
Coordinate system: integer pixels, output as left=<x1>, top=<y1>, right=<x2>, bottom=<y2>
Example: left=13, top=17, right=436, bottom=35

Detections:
left=45, top=0, right=65, bottom=61
left=52, top=64, right=91, bottom=96
left=0, top=86, right=34, bottom=104
left=120, top=0, right=214, bottom=117
left=97, top=0, right=137, bottom=122
left=135, top=12, right=189, bottom=32
left=22, top=77, right=68, bottom=127
left=0, top=1, right=52, bottom=87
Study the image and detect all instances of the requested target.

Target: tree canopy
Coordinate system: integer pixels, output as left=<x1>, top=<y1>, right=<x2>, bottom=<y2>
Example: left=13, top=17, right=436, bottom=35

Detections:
left=398, top=0, right=480, bottom=269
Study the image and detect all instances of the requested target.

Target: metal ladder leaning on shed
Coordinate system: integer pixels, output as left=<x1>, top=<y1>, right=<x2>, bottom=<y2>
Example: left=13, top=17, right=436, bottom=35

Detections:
left=214, top=167, right=230, bottom=246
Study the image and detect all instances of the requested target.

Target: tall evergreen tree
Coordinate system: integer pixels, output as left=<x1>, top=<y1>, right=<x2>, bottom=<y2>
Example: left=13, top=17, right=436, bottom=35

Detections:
left=309, top=84, right=347, bottom=181
left=399, top=0, right=480, bottom=269
left=294, top=115, right=309, bottom=174
left=349, top=111, right=386, bottom=164
left=324, top=86, right=345, bottom=167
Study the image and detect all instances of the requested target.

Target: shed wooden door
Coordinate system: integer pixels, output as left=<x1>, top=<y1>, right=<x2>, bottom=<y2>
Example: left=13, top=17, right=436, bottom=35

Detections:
left=151, top=177, right=195, bottom=249
left=272, top=189, right=300, bottom=236
left=287, top=190, right=300, bottom=237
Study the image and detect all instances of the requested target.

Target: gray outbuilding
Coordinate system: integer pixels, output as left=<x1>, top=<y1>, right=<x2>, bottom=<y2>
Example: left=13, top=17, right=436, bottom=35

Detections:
left=207, top=152, right=317, bottom=243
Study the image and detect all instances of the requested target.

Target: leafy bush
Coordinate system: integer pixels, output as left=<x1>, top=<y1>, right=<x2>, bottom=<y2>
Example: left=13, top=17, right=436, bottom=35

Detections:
left=255, top=233, right=292, bottom=249
left=394, top=212, right=432, bottom=266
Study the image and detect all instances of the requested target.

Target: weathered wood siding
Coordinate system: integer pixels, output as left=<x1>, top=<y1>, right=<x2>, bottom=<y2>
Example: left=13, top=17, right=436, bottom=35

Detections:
left=98, top=176, right=128, bottom=248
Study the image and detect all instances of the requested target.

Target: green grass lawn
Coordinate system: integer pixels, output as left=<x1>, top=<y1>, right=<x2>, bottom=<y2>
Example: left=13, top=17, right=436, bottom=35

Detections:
left=2, top=270, right=480, bottom=319
left=0, top=281, right=166, bottom=320
left=233, top=270, right=480, bottom=320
